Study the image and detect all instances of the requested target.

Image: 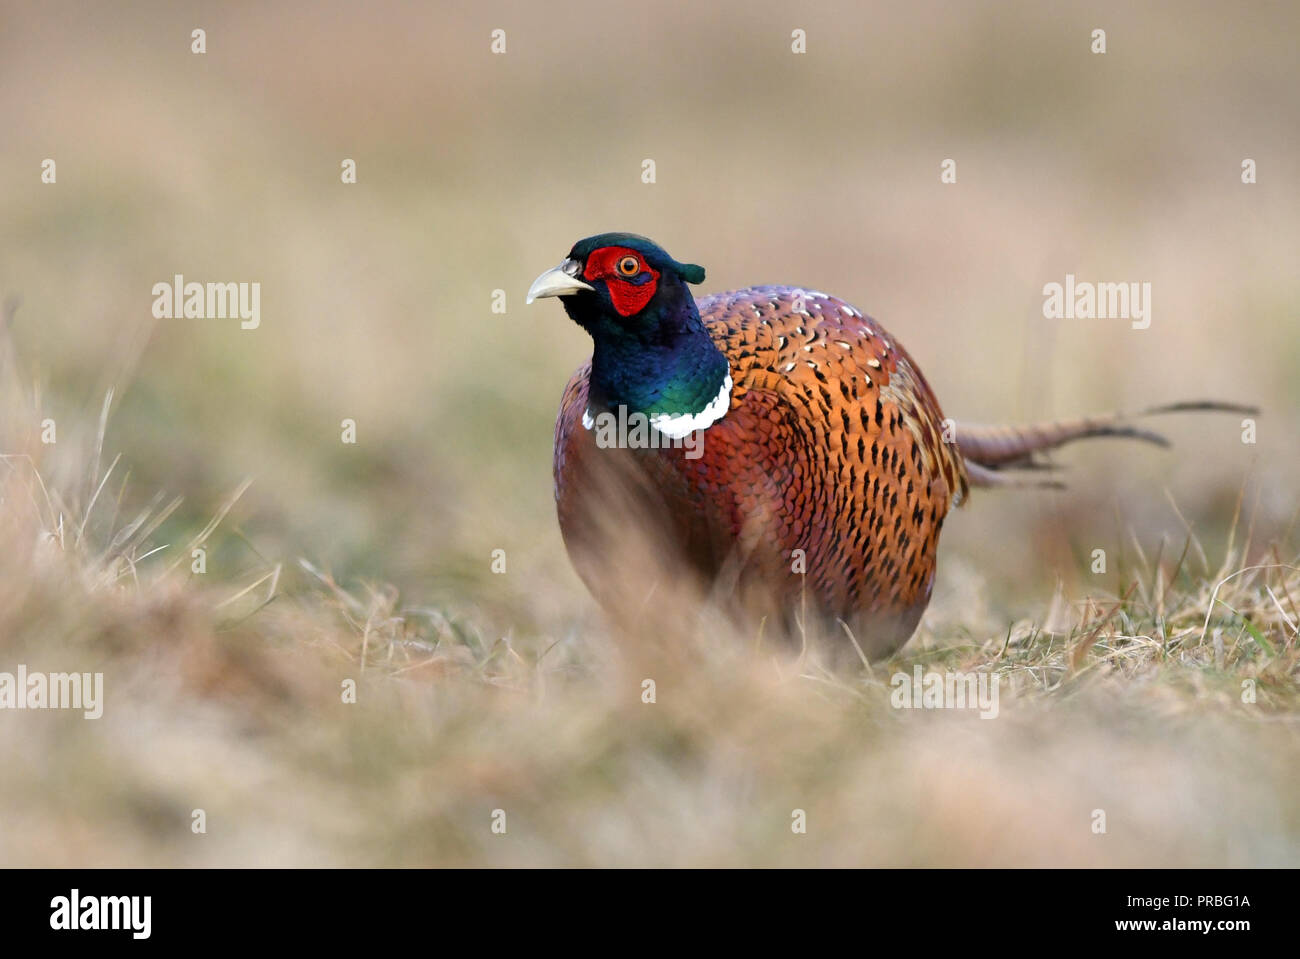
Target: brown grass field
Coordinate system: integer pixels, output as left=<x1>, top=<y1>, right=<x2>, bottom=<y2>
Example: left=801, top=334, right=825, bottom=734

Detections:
left=0, top=0, right=1297, bottom=866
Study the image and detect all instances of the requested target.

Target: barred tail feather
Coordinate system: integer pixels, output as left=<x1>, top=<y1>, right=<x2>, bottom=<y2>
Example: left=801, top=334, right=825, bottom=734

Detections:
left=955, top=401, right=1257, bottom=489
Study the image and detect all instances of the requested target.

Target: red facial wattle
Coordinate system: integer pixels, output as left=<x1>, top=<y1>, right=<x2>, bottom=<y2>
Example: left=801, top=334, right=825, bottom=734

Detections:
left=583, top=246, right=661, bottom=317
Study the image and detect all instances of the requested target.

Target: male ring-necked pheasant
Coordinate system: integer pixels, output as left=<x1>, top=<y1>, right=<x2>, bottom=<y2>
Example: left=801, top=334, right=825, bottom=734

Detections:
left=529, top=233, right=1247, bottom=659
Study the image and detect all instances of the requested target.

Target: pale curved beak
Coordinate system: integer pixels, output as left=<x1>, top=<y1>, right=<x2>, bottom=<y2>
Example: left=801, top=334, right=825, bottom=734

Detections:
left=526, top=262, right=594, bottom=304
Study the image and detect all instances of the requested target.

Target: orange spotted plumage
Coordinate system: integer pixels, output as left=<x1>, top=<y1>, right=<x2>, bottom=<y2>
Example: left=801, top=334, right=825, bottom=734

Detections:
left=530, top=233, right=1251, bottom=659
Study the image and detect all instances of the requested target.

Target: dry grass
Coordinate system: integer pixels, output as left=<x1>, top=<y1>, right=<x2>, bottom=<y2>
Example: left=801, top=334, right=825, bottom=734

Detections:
left=1, top=353, right=1297, bottom=867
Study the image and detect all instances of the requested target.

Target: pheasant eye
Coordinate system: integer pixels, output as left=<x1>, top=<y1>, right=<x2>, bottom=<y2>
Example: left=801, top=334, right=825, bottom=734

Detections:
left=616, top=255, right=640, bottom=277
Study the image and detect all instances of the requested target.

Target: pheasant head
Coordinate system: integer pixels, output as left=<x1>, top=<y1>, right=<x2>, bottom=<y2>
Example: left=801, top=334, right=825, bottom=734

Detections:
left=527, top=233, right=731, bottom=435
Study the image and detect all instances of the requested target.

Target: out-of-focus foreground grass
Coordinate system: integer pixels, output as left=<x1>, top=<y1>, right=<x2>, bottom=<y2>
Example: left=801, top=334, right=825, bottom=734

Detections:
left=0, top=0, right=1297, bottom=865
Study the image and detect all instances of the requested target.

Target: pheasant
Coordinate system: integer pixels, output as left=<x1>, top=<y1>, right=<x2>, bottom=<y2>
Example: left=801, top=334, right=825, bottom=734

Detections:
left=528, top=232, right=1248, bottom=660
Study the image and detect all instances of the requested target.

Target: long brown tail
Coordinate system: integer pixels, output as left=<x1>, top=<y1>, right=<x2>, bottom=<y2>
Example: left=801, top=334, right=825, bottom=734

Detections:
left=955, top=401, right=1257, bottom=489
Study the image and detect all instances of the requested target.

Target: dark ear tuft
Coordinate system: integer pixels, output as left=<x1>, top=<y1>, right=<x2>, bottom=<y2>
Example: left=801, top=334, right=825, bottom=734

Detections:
left=679, top=262, right=706, bottom=285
